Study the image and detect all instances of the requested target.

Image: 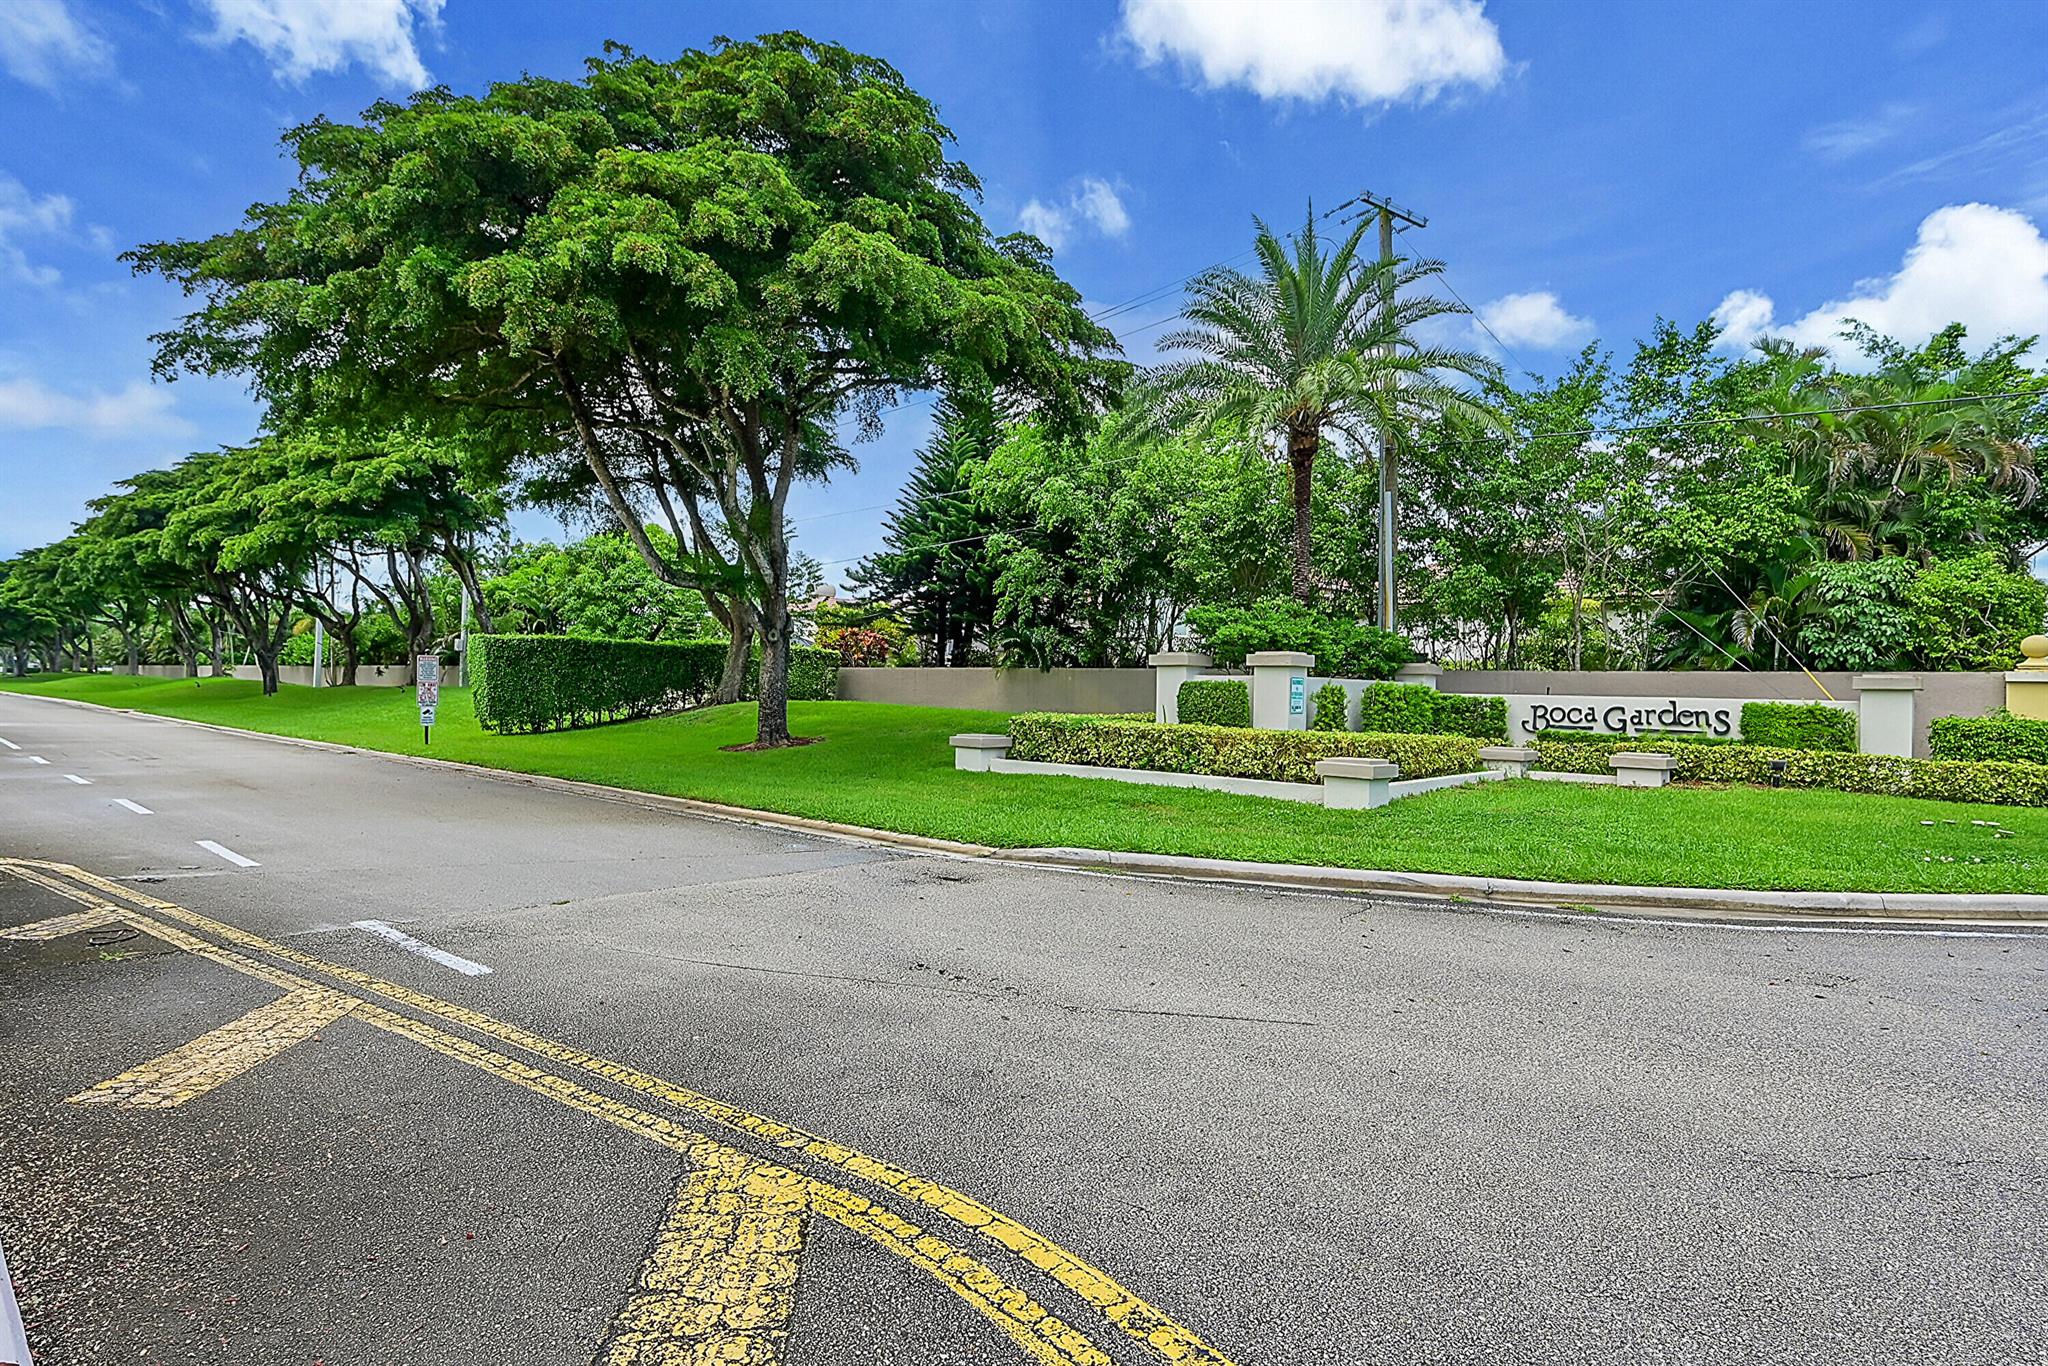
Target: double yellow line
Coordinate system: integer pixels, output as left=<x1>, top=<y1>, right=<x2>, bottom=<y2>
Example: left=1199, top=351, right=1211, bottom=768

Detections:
left=1, top=858, right=1239, bottom=1366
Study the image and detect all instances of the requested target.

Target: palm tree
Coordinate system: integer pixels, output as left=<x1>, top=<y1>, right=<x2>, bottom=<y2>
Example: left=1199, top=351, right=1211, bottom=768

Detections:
left=1151, top=208, right=1501, bottom=604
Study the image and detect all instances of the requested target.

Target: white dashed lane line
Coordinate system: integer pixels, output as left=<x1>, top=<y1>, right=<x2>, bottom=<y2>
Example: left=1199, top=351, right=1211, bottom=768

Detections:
left=351, top=920, right=492, bottom=976
left=0, top=736, right=17, bottom=749
left=112, top=798, right=153, bottom=815
left=26, top=756, right=49, bottom=765
left=195, top=840, right=260, bottom=868
left=63, top=774, right=91, bottom=785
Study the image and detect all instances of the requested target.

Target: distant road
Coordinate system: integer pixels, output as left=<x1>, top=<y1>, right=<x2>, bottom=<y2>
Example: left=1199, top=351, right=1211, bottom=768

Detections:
left=1, top=692, right=2043, bottom=1366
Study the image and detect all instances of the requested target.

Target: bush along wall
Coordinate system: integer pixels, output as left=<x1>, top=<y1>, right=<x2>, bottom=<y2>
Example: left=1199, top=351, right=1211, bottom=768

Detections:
left=1008, top=713, right=1483, bottom=784
left=1739, top=701, right=1857, bottom=752
left=1177, top=678, right=1251, bottom=727
left=1356, top=682, right=1508, bottom=740
left=473, top=635, right=837, bottom=733
left=1308, top=682, right=1350, bottom=732
left=1532, top=734, right=2048, bottom=808
left=1929, top=711, right=2048, bottom=765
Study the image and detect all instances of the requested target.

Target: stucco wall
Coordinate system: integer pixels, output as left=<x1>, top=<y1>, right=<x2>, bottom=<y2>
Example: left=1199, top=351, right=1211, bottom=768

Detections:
left=125, top=663, right=415, bottom=687
left=837, top=666, right=1152, bottom=714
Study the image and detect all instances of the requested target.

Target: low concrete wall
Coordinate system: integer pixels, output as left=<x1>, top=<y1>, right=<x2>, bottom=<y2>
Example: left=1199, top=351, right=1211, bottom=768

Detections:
left=1434, top=670, right=2004, bottom=758
left=126, top=662, right=414, bottom=687
left=839, top=667, right=1152, bottom=714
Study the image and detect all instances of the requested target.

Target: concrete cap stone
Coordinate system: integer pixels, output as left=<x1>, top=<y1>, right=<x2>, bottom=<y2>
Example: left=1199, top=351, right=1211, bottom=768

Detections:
left=1147, top=651, right=1213, bottom=667
left=1479, top=746, right=1539, bottom=762
left=1852, top=673, right=1923, bottom=691
left=1244, top=651, right=1315, bottom=668
left=1609, top=751, right=1680, bottom=771
left=1317, top=757, right=1398, bottom=780
left=949, top=733, right=1013, bottom=749
left=1394, top=662, right=1443, bottom=680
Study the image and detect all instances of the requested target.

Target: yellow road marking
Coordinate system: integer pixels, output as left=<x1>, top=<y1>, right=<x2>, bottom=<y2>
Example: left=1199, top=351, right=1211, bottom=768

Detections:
left=4, top=858, right=1238, bottom=1366
left=2, top=862, right=1116, bottom=1366
left=0, top=906, right=122, bottom=940
left=67, top=987, right=358, bottom=1109
left=596, top=1148, right=808, bottom=1366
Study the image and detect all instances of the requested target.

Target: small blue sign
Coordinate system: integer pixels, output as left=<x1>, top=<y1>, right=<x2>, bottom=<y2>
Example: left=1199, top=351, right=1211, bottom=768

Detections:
left=1289, top=675, right=1305, bottom=715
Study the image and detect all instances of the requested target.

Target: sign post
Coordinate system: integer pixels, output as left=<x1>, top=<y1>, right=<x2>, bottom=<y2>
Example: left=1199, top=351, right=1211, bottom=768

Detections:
left=415, top=654, right=441, bottom=746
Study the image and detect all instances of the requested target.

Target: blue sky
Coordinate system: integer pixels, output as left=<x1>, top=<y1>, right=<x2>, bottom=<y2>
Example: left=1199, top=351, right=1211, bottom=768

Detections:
left=5, top=0, right=2048, bottom=583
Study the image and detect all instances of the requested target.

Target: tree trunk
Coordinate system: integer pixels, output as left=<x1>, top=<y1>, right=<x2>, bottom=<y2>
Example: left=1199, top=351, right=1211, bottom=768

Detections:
left=715, top=607, right=755, bottom=706
left=83, top=632, right=96, bottom=673
left=340, top=634, right=360, bottom=687
left=1288, top=430, right=1318, bottom=602
left=252, top=644, right=281, bottom=696
left=755, top=604, right=792, bottom=746
left=209, top=618, right=227, bottom=677
left=124, top=630, right=141, bottom=673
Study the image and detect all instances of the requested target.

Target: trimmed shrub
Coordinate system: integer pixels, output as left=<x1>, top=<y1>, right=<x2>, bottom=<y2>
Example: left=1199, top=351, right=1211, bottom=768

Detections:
left=1308, top=682, right=1350, bottom=732
left=474, top=634, right=837, bottom=733
left=1356, top=683, right=1508, bottom=740
left=1531, top=734, right=2048, bottom=808
left=1357, top=681, right=1437, bottom=734
left=1177, top=678, right=1251, bottom=728
left=1532, top=728, right=1735, bottom=747
left=1007, top=713, right=1483, bottom=784
left=1929, top=711, right=2048, bottom=765
left=1186, top=598, right=1416, bottom=679
left=1740, top=701, right=1856, bottom=752
left=1429, top=691, right=1509, bottom=741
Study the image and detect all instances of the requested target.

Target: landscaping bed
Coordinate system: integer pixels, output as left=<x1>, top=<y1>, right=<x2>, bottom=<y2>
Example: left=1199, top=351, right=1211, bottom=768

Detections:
left=4, top=674, right=2044, bottom=896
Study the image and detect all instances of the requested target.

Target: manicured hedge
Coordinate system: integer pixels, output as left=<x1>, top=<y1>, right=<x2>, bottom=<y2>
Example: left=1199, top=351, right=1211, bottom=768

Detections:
left=1178, top=677, right=1251, bottom=727
left=1930, top=711, right=2048, bottom=765
left=1533, top=734, right=2048, bottom=808
left=473, top=634, right=837, bottom=734
left=1007, top=713, right=1483, bottom=784
left=1308, top=682, right=1350, bottom=732
left=1357, top=682, right=1508, bottom=740
left=1532, top=727, right=1737, bottom=747
left=1739, top=701, right=1857, bottom=752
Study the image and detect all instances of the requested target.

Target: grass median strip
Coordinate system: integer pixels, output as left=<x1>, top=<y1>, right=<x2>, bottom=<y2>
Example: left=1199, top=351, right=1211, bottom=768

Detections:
left=3, top=673, right=2042, bottom=894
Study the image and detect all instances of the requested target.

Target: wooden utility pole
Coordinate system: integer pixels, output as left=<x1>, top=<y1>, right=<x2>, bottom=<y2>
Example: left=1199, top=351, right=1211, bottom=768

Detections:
left=1356, top=191, right=1426, bottom=633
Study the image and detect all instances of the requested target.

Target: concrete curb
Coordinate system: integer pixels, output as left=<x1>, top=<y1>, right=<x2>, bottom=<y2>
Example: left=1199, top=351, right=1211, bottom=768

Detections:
left=6, top=689, right=2042, bottom=924
left=1006, top=847, right=2048, bottom=921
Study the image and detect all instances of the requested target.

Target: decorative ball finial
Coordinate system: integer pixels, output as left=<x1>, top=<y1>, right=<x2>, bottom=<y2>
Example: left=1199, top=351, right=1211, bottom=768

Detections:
left=2020, top=634, right=2048, bottom=671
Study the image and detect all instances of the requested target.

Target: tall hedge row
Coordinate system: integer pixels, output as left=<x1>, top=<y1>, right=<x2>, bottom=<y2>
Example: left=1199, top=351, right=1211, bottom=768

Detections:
left=1738, top=701, right=1857, bottom=752
left=1532, top=734, right=2048, bottom=808
left=1356, top=682, right=1508, bottom=740
left=1929, top=712, right=2048, bottom=765
left=1007, top=713, right=1483, bottom=784
left=472, top=634, right=837, bottom=733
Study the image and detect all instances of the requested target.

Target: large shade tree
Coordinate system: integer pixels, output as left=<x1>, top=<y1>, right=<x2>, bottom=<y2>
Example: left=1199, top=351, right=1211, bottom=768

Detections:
left=132, top=33, right=1118, bottom=745
left=1151, top=208, right=1500, bottom=605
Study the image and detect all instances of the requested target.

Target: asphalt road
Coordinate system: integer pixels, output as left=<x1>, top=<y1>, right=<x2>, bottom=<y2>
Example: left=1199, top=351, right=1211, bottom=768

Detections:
left=1, top=691, right=2043, bottom=1366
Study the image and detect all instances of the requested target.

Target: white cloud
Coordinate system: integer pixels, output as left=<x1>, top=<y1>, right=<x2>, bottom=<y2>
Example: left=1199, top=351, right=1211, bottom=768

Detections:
left=1712, top=203, right=2048, bottom=358
left=1474, top=291, right=1593, bottom=350
left=0, top=172, right=77, bottom=286
left=198, top=0, right=444, bottom=88
left=1710, top=289, right=1776, bottom=349
left=0, top=0, right=112, bottom=90
left=1802, top=103, right=1916, bottom=162
left=1118, top=0, right=1507, bottom=107
left=1018, top=176, right=1131, bottom=252
left=0, top=376, right=185, bottom=437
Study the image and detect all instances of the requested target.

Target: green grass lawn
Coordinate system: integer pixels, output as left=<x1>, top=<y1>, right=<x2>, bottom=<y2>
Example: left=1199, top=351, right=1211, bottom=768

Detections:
left=2, top=672, right=2038, bottom=895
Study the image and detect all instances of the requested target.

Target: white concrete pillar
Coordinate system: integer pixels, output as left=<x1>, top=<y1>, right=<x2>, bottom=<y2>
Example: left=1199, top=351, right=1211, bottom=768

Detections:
left=1245, top=651, right=1314, bottom=730
left=1316, top=757, right=1398, bottom=809
left=1853, top=674, right=1921, bottom=757
left=949, top=733, right=1012, bottom=771
left=1393, top=662, right=1441, bottom=690
left=1480, top=745, right=1538, bottom=778
left=1609, top=752, right=1678, bottom=788
left=2006, top=635, right=2048, bottom=722
left=1148, top=651, right=1213, bottom=724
